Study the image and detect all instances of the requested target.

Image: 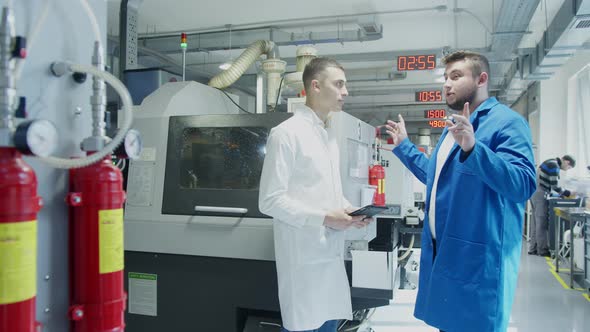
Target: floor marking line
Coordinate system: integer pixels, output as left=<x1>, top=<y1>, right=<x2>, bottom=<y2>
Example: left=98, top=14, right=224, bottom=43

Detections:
left=544, top=256, right=590, bottom=302
left=548, top=268, right=569, bottom=289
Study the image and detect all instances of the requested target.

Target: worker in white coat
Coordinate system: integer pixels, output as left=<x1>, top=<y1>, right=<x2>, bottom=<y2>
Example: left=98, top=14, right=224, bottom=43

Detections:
left=259, top=57, right=372, bottom=332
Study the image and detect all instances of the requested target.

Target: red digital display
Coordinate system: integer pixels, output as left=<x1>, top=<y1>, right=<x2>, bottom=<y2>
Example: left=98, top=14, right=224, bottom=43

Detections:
left=397, top=55, right=436, bottom=71
left=424, top=109, right=446, bottom=119
left=416, top=90, right=443, bottom=102
left=429, top=120, right=447, bottom=128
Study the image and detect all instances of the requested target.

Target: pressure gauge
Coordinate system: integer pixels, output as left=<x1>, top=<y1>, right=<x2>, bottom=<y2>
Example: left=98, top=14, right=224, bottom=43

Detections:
left=14, top=119, right=59, bottom=157
left=114, top=129, right=143, bottom=160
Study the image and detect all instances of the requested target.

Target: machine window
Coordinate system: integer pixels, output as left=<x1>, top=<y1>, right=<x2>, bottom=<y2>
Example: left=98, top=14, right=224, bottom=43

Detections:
left=177, top=127, right=268, bottom=190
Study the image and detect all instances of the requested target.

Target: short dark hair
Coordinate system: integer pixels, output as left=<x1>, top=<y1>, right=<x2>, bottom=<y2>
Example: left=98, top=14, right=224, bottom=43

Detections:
left=302, top=57, right=344, bottom=93
left=442, top=50, right=490, bottom=80
left=562, top=155, right=576, bottom=168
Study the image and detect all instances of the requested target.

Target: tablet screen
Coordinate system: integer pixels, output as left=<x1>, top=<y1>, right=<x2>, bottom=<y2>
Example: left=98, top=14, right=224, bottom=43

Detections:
left=348, top=205, right=388, bottom=217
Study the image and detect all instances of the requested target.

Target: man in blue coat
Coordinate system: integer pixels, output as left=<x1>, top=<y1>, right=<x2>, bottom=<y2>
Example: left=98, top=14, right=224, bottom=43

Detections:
left=385, top=50, right=536, bottom=332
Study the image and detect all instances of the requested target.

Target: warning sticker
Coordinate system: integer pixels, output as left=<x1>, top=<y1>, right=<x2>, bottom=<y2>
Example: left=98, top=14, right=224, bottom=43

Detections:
left=0, top=220, right=37, bottom=304
left=128, top=272, right=158, bottom=316
left=99, top=209, right=124, bottom=274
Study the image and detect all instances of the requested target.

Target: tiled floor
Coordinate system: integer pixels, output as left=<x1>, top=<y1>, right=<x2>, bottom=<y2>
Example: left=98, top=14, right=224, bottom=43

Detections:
left=361, top=247, right=590, bottom=332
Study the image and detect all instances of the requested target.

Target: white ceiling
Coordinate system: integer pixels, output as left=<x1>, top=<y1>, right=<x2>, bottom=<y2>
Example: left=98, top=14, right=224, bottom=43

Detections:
left=108, top=0, right=501, bottom=56
left=107, top=0, right=578, bottom=127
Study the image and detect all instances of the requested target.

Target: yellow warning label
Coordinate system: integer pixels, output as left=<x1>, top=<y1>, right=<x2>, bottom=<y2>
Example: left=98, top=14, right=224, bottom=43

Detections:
left=0, top=220, right=37, bottom=304
left=99, top=209, right=124, bottom=274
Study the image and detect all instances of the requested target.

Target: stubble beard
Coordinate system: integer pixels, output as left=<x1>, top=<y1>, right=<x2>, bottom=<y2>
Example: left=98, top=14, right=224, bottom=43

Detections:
left=447, top=86, right=477, bottom=111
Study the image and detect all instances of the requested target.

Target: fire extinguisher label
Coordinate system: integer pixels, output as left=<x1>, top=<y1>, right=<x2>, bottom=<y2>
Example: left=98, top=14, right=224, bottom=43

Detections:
left=0, top=220, right=37, bottom=304
left=99, top=209, right=124, bottom=274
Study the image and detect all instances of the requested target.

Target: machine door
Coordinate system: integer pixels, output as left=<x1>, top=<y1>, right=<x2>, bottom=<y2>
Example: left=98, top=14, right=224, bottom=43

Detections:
left=162, top=113, right=292, bottom=218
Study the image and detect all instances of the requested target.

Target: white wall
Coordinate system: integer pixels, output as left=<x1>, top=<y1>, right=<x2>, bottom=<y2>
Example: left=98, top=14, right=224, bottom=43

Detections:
left=539, top=50, right=590, bottom=164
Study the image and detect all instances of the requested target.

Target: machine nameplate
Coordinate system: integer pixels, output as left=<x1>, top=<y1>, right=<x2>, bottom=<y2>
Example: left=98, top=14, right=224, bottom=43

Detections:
left=127, top=161, right=155, bottom=206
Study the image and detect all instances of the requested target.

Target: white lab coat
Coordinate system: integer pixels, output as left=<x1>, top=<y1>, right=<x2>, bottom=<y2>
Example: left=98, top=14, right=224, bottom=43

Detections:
left=259, top=105, right=353, bottom=331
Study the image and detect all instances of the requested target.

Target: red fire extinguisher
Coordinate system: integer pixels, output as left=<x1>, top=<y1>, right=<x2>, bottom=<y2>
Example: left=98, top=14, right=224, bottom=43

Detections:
left=0, top=147, right=42, bottom=332
left=67, top=155, right=126, bottom=332
left=369, top=133, right=386, bottom=206
left=369, top=163, right=386, bottom=206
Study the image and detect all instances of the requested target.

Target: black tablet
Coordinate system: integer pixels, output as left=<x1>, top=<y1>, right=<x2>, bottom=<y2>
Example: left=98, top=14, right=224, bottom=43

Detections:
left=348, top=205, right=388, bottom=217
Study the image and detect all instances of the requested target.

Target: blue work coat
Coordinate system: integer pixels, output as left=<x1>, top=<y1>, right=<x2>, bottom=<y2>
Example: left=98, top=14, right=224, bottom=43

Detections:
left=393, top=97, right=536, bottom=332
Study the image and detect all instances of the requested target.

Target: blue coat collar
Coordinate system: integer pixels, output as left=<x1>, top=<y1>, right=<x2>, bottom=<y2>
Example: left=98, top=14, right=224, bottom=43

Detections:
left=471, top=96, right=499, bottom=119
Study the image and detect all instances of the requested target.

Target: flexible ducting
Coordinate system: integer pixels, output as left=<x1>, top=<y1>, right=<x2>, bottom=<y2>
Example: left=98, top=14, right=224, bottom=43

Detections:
left=208, top=40, right=276, bottom=89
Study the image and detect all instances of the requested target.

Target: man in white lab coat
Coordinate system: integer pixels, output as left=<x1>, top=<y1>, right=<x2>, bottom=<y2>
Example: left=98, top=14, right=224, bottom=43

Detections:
left=259, top=57, right=371, bottom=332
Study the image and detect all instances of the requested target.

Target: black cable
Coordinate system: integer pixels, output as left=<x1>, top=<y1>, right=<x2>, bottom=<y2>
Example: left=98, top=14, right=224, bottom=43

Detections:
left=274, top=75, right=285, bottom=110
left=217, top=71, right=293, bottom=114
left=215, top=88, right=253, bottom=114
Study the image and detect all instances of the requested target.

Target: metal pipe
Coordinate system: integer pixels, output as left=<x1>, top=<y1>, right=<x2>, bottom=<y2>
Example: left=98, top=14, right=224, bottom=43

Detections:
left=138, top=5, right=448, bottom=38
left=141, top=27, right=383, bottom=54
left=267, top=42, right=280, bottom=59
left=182, top=48, right=186, bottom=81
left=91, top=41, right=106, bottom=139
left=0, top=7, right=15, bottom=132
